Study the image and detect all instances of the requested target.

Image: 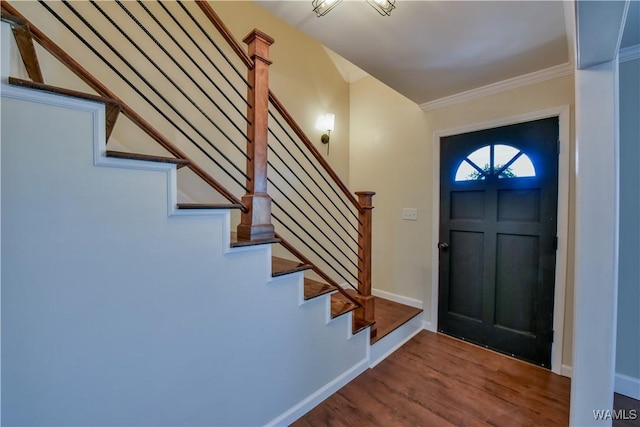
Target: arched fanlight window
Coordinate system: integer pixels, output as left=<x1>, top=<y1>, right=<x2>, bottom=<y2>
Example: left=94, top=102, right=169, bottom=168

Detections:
left=455, top=144, right=536, bottom=181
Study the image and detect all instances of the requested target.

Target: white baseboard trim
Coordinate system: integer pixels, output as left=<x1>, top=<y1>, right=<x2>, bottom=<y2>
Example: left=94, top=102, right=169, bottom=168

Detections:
left=371, top=288, right=423, bottom=309
left=370, top=315, right=423, bottom=368
left=561, top=364, right=573, bottom=378
left=422, top=320, right=437, bottom=333
left=615, top=373, right=640, bottom=400
left=265, top=357, right=369, bottom=427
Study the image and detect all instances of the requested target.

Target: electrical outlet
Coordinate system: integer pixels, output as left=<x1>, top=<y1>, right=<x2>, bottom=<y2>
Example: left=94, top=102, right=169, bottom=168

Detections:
left=402, top=208, right=418, bottom=221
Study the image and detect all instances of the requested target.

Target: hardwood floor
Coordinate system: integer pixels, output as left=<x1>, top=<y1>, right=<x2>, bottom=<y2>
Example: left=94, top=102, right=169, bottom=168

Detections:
left=294, top=330, right=571, bottom=426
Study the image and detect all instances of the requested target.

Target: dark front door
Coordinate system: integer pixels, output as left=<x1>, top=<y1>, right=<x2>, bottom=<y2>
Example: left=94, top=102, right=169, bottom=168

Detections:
left=438, top=117, right=559, bottom=367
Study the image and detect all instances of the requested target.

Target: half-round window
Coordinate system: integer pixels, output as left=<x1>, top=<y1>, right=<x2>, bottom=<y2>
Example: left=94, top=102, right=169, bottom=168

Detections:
left=454, top=144, right=536, bottom=181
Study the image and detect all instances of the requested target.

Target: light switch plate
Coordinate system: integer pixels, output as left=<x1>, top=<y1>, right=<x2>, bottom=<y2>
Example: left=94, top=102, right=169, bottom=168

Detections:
left=402, top=208, right=418, bottom=221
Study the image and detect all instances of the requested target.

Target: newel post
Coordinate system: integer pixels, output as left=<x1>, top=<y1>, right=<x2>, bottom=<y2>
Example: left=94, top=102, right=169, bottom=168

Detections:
left=355, top=191, right=377, bottom=338
left=237, top=29, right=275, bottom=241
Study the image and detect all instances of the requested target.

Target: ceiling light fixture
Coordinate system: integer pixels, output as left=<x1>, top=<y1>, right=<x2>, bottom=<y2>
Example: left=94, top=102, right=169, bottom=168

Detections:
left=366, top=0, right=396, bottom=16
left=312, top=0, right=396, bottom=17
left=312, top=0, right=343, bottom=17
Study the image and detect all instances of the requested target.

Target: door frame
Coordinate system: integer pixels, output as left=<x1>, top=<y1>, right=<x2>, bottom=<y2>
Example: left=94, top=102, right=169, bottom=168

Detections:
left=429, top=105, right=570, bottom=376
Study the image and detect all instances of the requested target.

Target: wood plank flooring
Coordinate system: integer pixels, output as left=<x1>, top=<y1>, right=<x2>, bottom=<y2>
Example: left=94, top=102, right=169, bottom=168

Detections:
left=293, top=330, right=571, bottom=426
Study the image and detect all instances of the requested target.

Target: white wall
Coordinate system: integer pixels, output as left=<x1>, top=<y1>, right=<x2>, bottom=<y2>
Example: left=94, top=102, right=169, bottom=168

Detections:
left=570, top=59, right=619, bottom=427
left=1, top=86, right=368, bottom=426
left=616, top=57, right=640, bottom=398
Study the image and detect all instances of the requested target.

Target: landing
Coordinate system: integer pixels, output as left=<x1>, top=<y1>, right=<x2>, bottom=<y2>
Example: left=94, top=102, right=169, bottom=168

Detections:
left=372, top=297, right=422, bottom=344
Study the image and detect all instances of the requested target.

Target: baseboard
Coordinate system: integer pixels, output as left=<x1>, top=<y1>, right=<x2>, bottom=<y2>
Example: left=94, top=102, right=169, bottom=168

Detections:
left=264, top=357, right=369, bottom=427
left=561, top=364, right=573, bottom=378
left=422, top=320, right=437, bottom=332
left=371, top=288, right=423, bottom=309
left=615, top=373, right=640, bottom=400
left=370, top=314, right=423, bottom=368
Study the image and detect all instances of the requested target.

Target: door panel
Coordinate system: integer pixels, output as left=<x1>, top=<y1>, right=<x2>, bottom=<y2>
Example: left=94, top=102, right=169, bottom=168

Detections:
left=438, top=117, right=559, bottom=367
left=449, top=231, right=484, bottom=321
left=451, top=191, right=485, bottom=220
left=495, top=233, right=538, bottom=334
left=497, top=189, right=540, bottom=222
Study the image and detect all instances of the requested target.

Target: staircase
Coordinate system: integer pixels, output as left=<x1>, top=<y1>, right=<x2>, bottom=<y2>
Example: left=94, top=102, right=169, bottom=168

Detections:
left=1, top=0, right=375, bottom=332
left=1, top=2, right=423, bottom=425
left=1, top=81, right=371, bottom=426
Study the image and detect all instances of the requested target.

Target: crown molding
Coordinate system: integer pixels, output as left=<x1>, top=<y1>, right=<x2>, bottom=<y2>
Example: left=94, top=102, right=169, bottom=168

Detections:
left=419, top=62, right=574, bottom=112
left=619, top=44, right=640, bottom=63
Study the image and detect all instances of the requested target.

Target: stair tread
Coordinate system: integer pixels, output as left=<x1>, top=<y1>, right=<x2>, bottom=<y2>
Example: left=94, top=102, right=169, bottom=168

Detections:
left=107, top=150, right=190, bottom=167
left=272, top=256, right=311, bottom=277
left=353, top=318, right=375, bottom=335
left=8, top=77, right=121, bottom=106
left=178, top=203, right=243, bottom=210
left=230, top=232, right=280, bottom=248
left=304, top=277, right=334, bottom=300
left=330, top=293, right=358, bottom=318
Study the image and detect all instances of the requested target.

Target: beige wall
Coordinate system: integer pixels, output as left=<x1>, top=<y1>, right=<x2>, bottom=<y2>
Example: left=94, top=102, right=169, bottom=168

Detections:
left=213, top=1, right=351, bottom=183
left=349, top=74, right=576, bottom=367
left=9, top=0, right=352, bottom=246
left=9, top=1, right=350, bottom=189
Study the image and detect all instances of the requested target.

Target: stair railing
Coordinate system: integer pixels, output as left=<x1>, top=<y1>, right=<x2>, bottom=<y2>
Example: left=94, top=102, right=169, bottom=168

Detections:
left=1, top=0, right=244, bottom=211
left=2, top=0, right=375, bottom=328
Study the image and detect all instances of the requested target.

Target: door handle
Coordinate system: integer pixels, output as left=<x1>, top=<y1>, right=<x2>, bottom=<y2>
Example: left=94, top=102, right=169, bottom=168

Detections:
left=438, top=242, right=449, bottom=251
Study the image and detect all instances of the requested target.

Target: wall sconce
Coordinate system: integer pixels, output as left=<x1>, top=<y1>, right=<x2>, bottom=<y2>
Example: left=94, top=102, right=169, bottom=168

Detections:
left=316, top=113, right=335, bottom=155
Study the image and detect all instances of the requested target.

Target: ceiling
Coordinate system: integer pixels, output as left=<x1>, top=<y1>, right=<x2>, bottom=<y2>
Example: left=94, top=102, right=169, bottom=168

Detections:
left=255, top=1, right=639, bottom=106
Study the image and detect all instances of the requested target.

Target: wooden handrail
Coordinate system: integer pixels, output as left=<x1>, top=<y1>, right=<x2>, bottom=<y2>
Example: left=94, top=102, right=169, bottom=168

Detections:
left=1, top=1, right=246, bottom=212
left=1, top=11, right=43, bottom=83
left=276, top=233, right=362, bottom=310
left=191, top=0, right=362, bottom=215
left=268, top=91, right=364, bottom=215
left=194, top=1, right=253, bottom=70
